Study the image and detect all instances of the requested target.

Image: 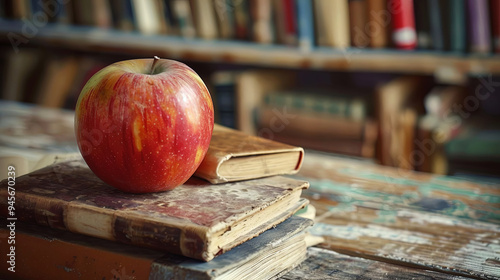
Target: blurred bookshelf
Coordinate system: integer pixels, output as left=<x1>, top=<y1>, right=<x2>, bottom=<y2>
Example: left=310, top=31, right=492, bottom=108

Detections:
left=1, top=20, right=500, bottom=75
left=1, top=0, right=500, bottom=178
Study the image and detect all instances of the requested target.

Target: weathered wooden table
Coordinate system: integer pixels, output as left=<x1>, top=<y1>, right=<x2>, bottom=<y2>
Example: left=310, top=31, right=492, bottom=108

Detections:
left=283, top=152, right=500, bottom=280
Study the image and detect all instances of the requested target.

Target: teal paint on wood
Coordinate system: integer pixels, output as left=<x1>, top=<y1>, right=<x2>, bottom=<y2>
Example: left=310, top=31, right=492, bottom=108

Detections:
left=303, top=175, right=500, bottom=223
left=337, top=168, right=500, bottom=205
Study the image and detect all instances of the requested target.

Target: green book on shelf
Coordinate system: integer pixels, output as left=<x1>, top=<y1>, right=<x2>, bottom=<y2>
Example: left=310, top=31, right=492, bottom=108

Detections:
left=445, top=128, right=500, bottom=159
left=449, top=0, right=466, bottom=53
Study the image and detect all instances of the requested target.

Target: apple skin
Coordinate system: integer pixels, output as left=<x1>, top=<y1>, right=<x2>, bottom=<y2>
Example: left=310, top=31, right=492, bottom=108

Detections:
left=74, top=58, right=214, bottom=193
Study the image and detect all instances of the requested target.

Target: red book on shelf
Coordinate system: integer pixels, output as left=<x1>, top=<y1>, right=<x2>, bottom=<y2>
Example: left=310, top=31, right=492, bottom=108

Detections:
left=390, top=0, right=417, bottom=50
left=283, top=0, right=297, bottom=44
left=491, top=0, right=500, bottom=53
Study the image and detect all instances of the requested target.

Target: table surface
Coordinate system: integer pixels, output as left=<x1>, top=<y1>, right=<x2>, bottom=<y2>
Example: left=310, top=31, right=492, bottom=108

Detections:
left=284, top=152, right=500, bottom=280
left=1, top=101, right=499, bottom=279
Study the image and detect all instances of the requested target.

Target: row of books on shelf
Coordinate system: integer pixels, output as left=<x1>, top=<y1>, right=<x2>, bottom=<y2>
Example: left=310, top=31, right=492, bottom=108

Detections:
left=210, top=69, right=500, bottom=177
left=0, top=101, right=320, bottom=279
left=1, top=0, right=500, bottom=54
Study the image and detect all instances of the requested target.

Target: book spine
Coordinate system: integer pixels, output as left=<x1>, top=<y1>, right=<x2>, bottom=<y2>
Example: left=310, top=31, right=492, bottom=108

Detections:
left=214, top=0, right=235, bottom=39
left=0, top=191, right=67, bottom=230
left=154, top=0, right=169, bottom=34
left=314, top=0, right=350, bottom=48
left=263, top=92, right=367, bottom=121
left=467, top=0, right=492, bottom=54
left=123, top=0, right=137, bottom=31
left=367, top=0, right=389, bottom=48
left=449, top=0, right=466, bottom=53
left=428, top=0, right=444, bottom=51
left=251, top=0, right=274, bottom=43
left=295, top=0, right=315, bottom=51
left=172, top=0, right=196, bottom=38
left=390, top=0, right=416, bottom=50
left=234, top=0, right=251, bottom=40
left=414, top=0, right=431, bottom=49
left=131, top=0, right=162, bottom=34
left=491, top=0, right=500, bottom=53
left=212, top=72, right=237, bottom=128
left=109, top=0, right=136, bottom=31
left=282, top=0, right=297, bottom=45
left=349, top=0, right=369, bottom=48
left=192, top=0, right=218, bottom=39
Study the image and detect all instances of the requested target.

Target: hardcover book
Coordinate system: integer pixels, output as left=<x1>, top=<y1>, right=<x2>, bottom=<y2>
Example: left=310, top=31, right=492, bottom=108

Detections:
left=314, top=0, right=350, bottom=48
left=0, top=159, right=308, bottom=261
left=195, top=124, right=304, bottom=184
left=367, top=0, right=389, bottom=48
left=0, top=217, right=313, bottom=280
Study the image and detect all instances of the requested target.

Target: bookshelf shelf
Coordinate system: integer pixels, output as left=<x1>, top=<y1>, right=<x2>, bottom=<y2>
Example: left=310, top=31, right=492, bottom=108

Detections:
left=1, top=20, right=499, bottom=76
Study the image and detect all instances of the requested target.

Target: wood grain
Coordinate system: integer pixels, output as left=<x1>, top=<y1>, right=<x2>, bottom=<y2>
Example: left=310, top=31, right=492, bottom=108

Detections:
left=298, top=153, right=500, bottom=280
left=281, top=247, right=475, bottom=280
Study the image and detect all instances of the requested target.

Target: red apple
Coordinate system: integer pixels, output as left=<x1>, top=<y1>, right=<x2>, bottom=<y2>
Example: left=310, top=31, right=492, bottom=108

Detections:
left=74, top=57, right=214, bottom=193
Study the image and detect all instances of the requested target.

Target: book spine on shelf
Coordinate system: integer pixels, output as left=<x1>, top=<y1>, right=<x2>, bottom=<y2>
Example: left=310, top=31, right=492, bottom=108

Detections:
left=314, top=0, right=350, bottom=48
left=349, top=0, right=369, bottom=48
left=282, top=0, right=298, bottom=45
left=428, top=0, right=444, bottom=51
left=367, top=0, right=390, bottom=48
left=491, top=0, right=500, bottom=53
left=414, top=0, right=431, bottom=49
left=234, top=0, right=251, bottom=40
left=295, top=0, right=315, bottom=51
left=212, top=72, right=237, bottom=128
left=172, top=0, right=196, bottom=38
left=390, top=0, right=416, bottom=50
left=214, top=0, right=236, bottom=39
left=251, top=0, right=274, bottom=43
left=467, top=0, right=492, bottom=54
left=109, top=0, right=136, bottom=31
left=263, top=92, right=367, bottom=121
left=449, top=0, right=466, bottom=53
left=131, top=0, right=162, bottom=34
left=192, top=0, right=218, bottom=39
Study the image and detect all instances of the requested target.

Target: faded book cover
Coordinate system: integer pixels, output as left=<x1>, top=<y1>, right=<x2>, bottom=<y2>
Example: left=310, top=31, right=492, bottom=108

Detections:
left=195, top=124, right=304, bottom=184
left=0, top=159, right=308, bottom=261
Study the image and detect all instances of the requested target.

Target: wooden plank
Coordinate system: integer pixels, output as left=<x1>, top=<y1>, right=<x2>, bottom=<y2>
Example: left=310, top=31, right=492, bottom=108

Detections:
left=282, top=247, right=475, bottom=280
left=299, top=153, right=500, bottom=223
left=298, top=153, right=500, bottom=280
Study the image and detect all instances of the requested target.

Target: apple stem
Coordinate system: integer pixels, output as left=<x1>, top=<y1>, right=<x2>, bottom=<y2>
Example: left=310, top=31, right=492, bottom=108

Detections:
left=150, top=56, right=160, bottom=75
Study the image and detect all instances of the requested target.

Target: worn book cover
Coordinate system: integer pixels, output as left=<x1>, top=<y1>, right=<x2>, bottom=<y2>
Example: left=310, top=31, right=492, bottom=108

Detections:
left=0, top=159, right=308, bottom=261
left=195, top=124, right=304, bottom=184
left=0, top=216, right=312, bottom=280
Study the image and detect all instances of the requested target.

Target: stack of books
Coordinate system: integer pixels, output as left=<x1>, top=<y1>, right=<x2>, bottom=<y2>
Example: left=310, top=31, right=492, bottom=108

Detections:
left=0, top=104, right=312, bottom=280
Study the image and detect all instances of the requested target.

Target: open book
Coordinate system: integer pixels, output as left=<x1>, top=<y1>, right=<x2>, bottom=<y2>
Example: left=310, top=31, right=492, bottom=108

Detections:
left=195, top=124, right=304, bottom=183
